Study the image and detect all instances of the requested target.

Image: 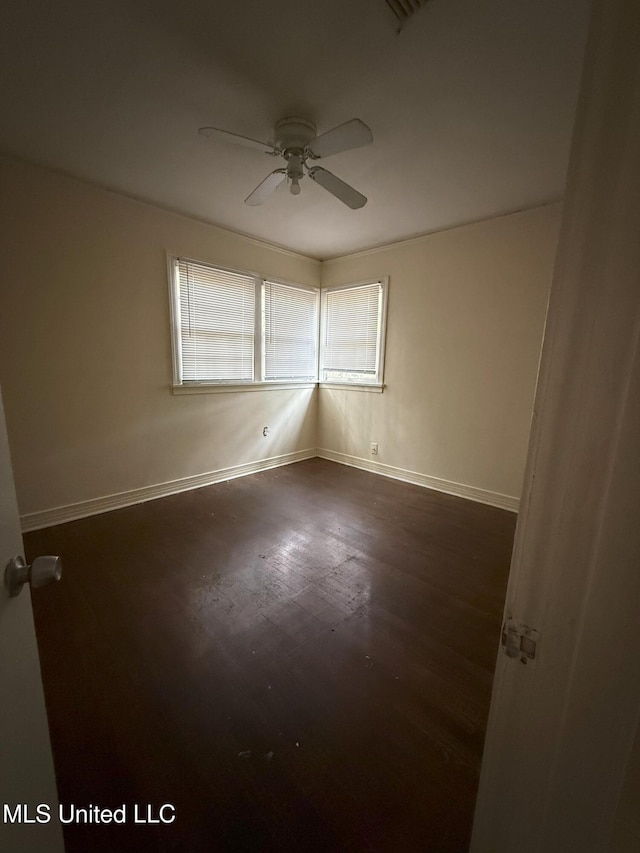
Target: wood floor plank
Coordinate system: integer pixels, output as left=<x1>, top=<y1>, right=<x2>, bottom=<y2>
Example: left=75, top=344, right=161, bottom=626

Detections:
left=26, top=458, right=515, bottom=852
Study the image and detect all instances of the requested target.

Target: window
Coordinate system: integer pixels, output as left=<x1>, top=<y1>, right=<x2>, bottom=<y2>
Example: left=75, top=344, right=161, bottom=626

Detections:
left=264, top=281, right=318, bottom=381
left=168, top=257, right=387, bottom=392
left=320, top=279, right=388, bottom=388
left=169, top=256, right=318, bottom=388
left=176, top=260, right=256, bottom=382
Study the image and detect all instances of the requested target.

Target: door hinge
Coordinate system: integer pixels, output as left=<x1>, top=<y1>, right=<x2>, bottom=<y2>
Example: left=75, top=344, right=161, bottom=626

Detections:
left=502, top=619, right=539, bottom=664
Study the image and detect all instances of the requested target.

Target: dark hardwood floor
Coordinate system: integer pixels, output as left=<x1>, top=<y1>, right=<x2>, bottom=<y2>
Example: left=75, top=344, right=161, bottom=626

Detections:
left=26, top=458, right=515, bottom=853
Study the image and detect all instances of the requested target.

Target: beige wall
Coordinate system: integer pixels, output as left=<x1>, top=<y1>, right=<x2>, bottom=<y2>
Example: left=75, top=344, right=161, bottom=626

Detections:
left=319, top=204, right=561, bottom=502
left=0, top=156, right=559, bottom=520
left=0, top=157, right=320, bottom=517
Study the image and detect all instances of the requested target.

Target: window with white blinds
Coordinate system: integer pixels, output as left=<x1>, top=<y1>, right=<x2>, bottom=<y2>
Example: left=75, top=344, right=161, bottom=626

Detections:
left=170, top=257, right=321, bottom=387
left=320, top=280, right=387, bottom=385
left=177, top=259, right=256, bottom=382
left=169, top=257, right=387, bottom=390
left=264, top=281, right=318, bottom=381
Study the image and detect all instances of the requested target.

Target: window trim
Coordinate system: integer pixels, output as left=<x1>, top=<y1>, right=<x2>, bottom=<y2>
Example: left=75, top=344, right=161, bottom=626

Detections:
left=171, top=380, right=317, bottom=394
left=167, top=253, right=320, bottom=390
left=319, top=277, right=389, bottom=389
left=317, top=381, right=385, bottom=392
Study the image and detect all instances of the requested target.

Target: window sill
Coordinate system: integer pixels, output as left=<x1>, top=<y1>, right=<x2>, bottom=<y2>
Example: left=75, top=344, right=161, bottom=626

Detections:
left=319, top=382, right=385, bottom=393
left=172, top=380, right=385, bottom=395
left=172, top=381, right=317, bottom=395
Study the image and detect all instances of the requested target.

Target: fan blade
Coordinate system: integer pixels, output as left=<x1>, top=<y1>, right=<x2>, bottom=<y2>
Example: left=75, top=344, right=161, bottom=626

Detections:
left=199, top=126, right=279, bottom=155
left=308, top=167, right=367, bottom=209
left=307, top=118, right=373, bottom=160
left=244, top=170, right=287, bottom=206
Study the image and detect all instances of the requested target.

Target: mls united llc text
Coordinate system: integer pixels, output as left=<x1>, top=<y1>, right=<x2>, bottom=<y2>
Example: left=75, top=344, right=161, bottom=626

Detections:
left=3, top=803, right=176, bottom=825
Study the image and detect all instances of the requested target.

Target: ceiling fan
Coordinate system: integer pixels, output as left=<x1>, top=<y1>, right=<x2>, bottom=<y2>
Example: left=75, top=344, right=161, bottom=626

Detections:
left=198, top=117, right=373, bottom=209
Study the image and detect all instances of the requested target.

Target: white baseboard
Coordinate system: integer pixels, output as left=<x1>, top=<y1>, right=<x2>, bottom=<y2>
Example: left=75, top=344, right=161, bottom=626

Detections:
left=21, top=446, right=518, bottom=531
left=316, top=448, right=520, bottom=512
left=20, top=448, right=317, bottom=532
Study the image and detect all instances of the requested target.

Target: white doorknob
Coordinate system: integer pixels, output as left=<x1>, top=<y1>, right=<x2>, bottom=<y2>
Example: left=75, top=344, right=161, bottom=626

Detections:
left=4, top=555, right=62, bottom=597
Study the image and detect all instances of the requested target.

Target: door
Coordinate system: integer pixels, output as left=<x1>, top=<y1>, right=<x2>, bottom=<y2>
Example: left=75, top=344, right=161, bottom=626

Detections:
left=470, top=0, right=640, bottom=849
left=0, top=388, right=65, bottom=852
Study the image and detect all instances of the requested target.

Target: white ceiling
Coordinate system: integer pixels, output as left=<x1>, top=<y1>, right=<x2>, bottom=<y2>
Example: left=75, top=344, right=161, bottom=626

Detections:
left=0, top=0, right=591, bottom=259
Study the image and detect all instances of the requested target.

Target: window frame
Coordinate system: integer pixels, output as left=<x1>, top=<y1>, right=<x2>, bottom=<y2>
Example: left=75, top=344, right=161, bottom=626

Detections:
left=168, top=255, right=388, bottom=394
left=318, top=277, right=389, bottom=392
left=167, top=254, right=319, bottom=393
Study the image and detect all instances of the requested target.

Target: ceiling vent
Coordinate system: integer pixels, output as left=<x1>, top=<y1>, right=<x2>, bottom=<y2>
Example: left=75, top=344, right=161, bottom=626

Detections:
left=385, top=0, right=430, bottom=32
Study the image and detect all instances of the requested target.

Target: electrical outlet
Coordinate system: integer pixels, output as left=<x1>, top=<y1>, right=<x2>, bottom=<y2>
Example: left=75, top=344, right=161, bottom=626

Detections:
left=370, top=442, right=378, bottom=455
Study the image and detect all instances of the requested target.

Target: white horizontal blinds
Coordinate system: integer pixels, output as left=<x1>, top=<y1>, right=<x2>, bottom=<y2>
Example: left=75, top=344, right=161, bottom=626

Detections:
left=178, top=260, right=255, bottom=382
left=264, top=281, right=318, bottom=380
left=322, top=282, right=382, bottom=381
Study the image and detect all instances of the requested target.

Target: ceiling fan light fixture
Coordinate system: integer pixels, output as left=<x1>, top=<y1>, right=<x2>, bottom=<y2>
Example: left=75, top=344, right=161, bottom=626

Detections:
left=286, top=152, right=304, bottom=196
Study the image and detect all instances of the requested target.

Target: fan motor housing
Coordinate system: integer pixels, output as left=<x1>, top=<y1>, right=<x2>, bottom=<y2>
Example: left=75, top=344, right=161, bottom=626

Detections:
left=275, top=117, right=316, bottom=152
